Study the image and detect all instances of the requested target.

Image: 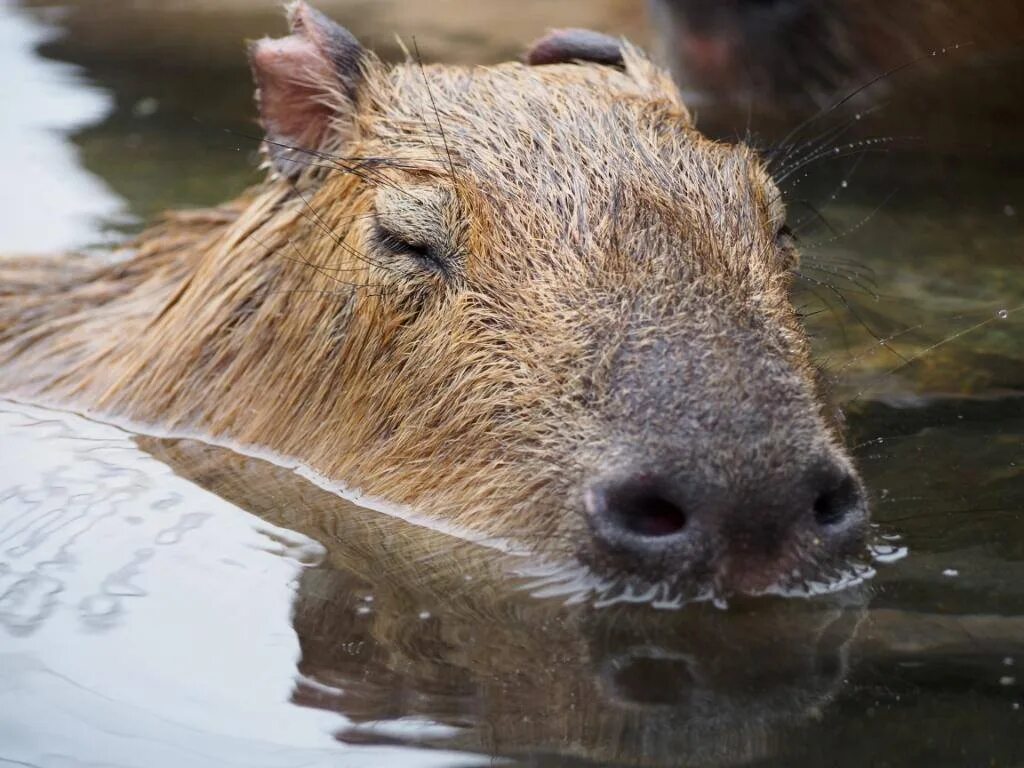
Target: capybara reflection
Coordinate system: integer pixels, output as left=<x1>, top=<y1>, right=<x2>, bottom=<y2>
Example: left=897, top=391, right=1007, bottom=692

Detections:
left=141, top=436, right=1024, bottom=766
left=0, top=2, right=868, bottom=598
left=144, top=435, right=864, bottom=767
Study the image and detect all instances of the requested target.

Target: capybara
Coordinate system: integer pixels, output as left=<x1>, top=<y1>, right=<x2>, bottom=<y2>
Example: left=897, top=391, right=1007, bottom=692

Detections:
left=0, top=2, right=868, bottom=598
left=649, top=0, right=1024, bottom=106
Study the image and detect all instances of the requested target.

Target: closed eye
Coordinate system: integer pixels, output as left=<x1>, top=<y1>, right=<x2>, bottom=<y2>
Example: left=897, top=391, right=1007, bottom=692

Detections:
left=373, top=223, right=449, bottom=275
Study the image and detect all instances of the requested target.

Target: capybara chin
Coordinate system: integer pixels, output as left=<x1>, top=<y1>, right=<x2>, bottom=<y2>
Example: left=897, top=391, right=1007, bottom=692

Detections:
left=0, top=2, right=868, bottom=598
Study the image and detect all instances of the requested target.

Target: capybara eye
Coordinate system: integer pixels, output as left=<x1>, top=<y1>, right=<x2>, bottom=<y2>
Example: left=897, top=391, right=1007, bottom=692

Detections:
left=373, top=223, right=449, bottom=275
left=372, top=185, right=457, bottom=278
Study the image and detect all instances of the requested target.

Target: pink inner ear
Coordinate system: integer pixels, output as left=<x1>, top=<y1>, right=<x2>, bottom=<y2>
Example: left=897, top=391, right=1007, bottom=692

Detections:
left=250, top=35, right=334, bottom=157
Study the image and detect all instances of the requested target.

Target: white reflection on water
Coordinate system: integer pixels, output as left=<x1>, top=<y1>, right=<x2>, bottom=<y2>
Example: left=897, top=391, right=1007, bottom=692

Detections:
left=0, top=1, right=127, bottom=252
left=0, top=401, right=481, bottom=768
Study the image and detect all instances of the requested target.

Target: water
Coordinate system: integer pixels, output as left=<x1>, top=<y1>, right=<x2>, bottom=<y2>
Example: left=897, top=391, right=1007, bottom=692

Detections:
left=1, top=1, right=1022, bottom=766
left=0, top=2, right=125, bottom=251
left=2, top=398, right=1022, bottom=767
left=0, top=403, right=476, bottom=767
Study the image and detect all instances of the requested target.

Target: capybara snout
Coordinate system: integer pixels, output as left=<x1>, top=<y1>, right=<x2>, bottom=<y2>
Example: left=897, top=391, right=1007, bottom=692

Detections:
left=0, top=4, right=869, bottom=598
left=583, top=457, right=867, bottom=594
left=576, top=354, right=869, bottom=594
left=565, top=281, right=867, bottom=592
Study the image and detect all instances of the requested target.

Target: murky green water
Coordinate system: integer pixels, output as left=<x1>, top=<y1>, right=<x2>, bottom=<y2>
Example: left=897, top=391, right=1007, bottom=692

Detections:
left=1, top=1, right=1022, bottom=766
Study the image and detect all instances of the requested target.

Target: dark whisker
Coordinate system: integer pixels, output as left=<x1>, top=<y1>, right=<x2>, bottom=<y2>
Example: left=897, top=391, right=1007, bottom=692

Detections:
left=246, top=230, right=377, bottom=291
left=801, top=189, right=897, bottom=250
left=767, top=43, right=973, bottom=173
left=413, top=38, right=459, bottom=183
left=802, top=257, right=879, bottom=288
left=790, top=199, right=840, bottom=238
left=778, top=137, right=916, bottom=186
left=286, top=179, right=399, bottom=274
left=775, top=102, right=885, bottom=174
left=851, top=304, right=1022, bottom=401
left=795, top=271, right=909, bottom=364
left=799, top=263, right=879, bottom=299
left=792, top=153, right=868, bottom=234
left=219, top=125, right=444, bottom=198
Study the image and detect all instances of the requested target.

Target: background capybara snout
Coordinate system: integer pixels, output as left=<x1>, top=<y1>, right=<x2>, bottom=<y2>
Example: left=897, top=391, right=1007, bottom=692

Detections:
left=650, top=0, right=1024, bottom=108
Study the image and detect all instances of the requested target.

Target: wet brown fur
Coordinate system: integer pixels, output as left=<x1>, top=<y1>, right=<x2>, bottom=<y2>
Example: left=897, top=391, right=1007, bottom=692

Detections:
left=0, top=9, right=851, bottom=583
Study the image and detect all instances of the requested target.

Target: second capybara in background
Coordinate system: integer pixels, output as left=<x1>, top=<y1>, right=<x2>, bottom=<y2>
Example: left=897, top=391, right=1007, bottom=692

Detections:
left=649, top=0, right=1024, bottom=106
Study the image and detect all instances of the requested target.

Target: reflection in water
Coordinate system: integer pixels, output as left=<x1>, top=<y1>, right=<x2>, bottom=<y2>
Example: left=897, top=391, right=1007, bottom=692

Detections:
left=0, top=403, right=476, bottom=768
left=4, top=401, right=1020, bottom=768
left=144, top=434, right=867, bottom=766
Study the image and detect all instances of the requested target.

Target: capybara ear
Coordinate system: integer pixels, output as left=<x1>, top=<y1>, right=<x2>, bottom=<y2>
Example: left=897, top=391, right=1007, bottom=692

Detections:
left=248, top=1, right=364, bottom=178
left=525, top=29, right=625, bottom=69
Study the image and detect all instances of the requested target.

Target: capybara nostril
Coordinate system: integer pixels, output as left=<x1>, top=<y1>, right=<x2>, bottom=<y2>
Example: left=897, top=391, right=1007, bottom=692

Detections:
left=811, top=472, right=864, bottom=529
left=584, top=461, right=868, bottom=586
left=585, top=477, right=688, bottom=545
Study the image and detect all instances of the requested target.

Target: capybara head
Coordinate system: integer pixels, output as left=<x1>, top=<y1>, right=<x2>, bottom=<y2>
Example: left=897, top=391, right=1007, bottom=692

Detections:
left=239, top=2, right=870, bottom=598
left=63, top=2, right=866, bottom=600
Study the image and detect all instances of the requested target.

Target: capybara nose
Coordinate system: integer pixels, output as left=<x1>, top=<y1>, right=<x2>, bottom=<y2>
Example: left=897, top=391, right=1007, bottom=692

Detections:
left=583, top=464, right=867, bottom=568
left=583, top=475, right=691, bottom=547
